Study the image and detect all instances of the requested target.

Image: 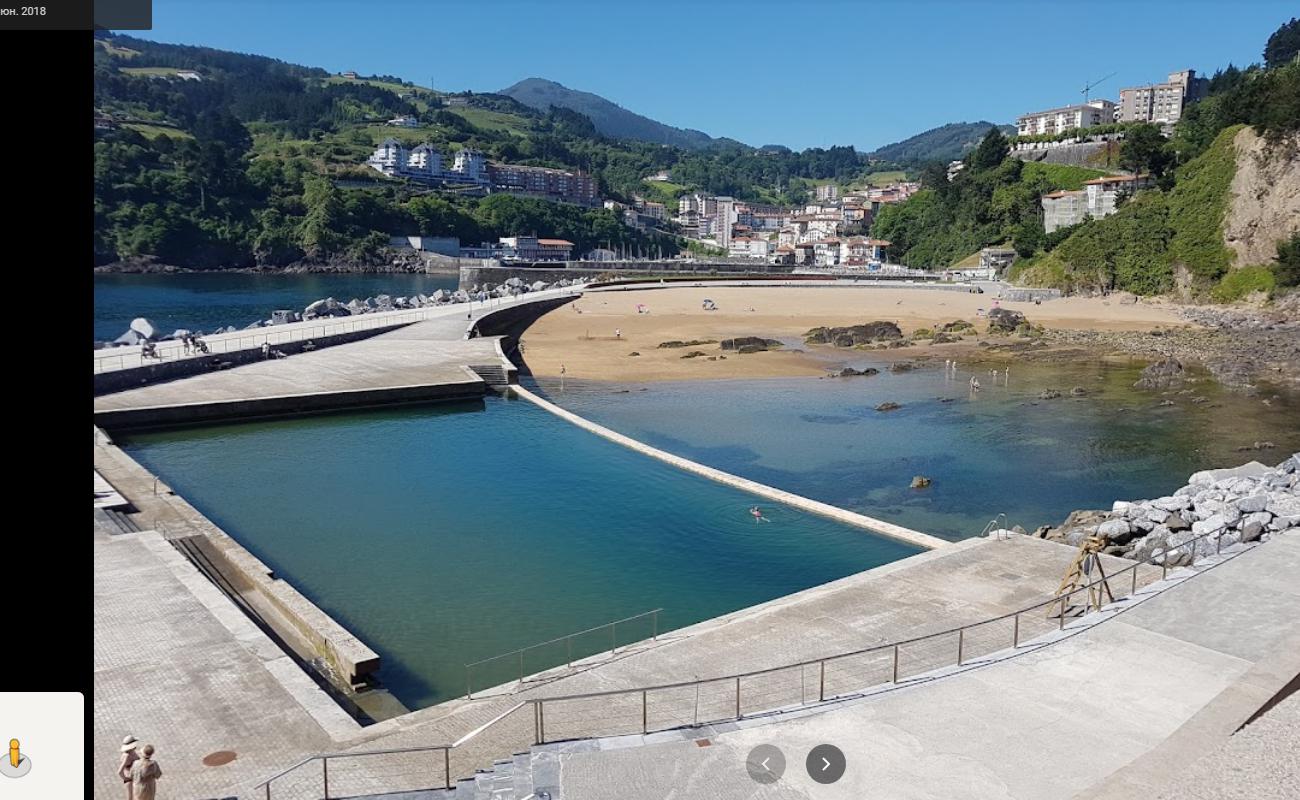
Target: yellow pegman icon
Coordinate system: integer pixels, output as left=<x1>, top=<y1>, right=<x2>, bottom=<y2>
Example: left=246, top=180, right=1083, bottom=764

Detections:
left=8, top=739, right=18, bottom=768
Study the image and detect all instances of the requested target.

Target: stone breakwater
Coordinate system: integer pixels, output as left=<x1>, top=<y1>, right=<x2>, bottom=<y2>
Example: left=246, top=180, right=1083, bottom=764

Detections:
left=99, top=276, right=582, bottom=347
left=1035, top=455, right=1300, bottom=566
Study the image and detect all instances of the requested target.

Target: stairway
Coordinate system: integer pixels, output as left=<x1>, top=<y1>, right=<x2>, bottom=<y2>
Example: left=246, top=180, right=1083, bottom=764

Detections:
left=95, top=506, right=142, bottom=535
left=468, top=362, right=514, bottom=389
left=351, top=748, right=561, bottom=800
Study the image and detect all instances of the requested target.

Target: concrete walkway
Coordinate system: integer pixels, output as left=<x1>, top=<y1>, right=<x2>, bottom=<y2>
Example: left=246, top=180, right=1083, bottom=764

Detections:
left=249, top=536, right=1157, bottom=798
left=93, top=516, right=355, bottom=800
left=541, top=533, right=1300, bottom=800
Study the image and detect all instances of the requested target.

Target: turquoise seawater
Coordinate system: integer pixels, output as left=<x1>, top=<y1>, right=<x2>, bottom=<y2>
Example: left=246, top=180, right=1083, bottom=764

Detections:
left=94, top=273, right=459, bottom=342
left=535, top=358, right=1300, bottom=541
left=119, top=396, right=918, bottom=709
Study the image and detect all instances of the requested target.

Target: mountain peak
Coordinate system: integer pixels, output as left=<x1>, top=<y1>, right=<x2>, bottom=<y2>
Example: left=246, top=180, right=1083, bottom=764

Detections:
left=500, top=78, right=725, bottom=150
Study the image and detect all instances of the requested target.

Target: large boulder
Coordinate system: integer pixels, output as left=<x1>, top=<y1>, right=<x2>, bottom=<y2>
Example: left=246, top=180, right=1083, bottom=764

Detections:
left=1134, top=358, right=1186, bottom=390
left=985, top=307, right=1025, bottom=332
left=113, top=329, right=145, bottom=346
left=804, top=322, right=902, bottom=346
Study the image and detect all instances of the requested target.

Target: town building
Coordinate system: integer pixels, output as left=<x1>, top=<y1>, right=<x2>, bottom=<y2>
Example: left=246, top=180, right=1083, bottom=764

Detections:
left=979, top=247, right=1017, bottom=275
left=364, top=141, right=596, bottom=204
left=716, top=196, right=737, bottom=249
left=1118, top=70, right=1207, bottom=125
left=1016, top=100, right=1118, bottom=137
left=728, top=238, right=772, bottom=260
left=1041, top=190, right=1087, bottom=233
left=842, top=238, right=890, bottom=265
left=340, top=71, right=358, bottom=79
left=1040, top=174, right=1154, bottom=232
left=387, top=116, right=420, bottom=128
left=1083, top=174, right=1153, bottom=218
left=815, top=184, right=840, bottom=201
left=498, top=237, right=574, bottom=262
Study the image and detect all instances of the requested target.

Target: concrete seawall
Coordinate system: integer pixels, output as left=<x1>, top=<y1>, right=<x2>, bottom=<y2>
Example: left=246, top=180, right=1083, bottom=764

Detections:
left=509, top=385, right=949, bottom=550
left=94, top=427, right=382, bottom=689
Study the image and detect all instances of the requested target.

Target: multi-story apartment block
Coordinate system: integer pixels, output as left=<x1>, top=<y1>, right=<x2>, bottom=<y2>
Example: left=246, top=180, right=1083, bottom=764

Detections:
left=1040, top=174, right=1154, bottom=232
left=716, top=196, right=738, bottom=249
left=1017, top=100, right=1117, bottom=137
left=365, top=141, right=596, bottom=204
left=1118, top=70, right=1207, bottom=125
left=1041, top=190, right=1088, bottom=233
left=815, top=184, right=840, bottom=201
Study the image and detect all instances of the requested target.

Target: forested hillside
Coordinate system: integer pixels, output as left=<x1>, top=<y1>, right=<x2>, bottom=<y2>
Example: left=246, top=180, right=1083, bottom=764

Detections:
left=93, top=33, right=911, bottom=269
left=874, top=17, right=1300, bottom=299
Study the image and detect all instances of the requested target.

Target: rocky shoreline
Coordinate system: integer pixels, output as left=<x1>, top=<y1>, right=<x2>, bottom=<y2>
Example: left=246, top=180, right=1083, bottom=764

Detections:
left=1044, top=293, right=1300, bottom=391
left=1032, top=455, right=1299, bottom=565
left=94, top=249, right=447, bottom=275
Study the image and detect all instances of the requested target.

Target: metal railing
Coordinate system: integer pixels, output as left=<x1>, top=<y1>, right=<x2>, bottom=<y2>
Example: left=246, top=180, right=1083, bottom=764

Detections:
left=92, top=286, right=583, bottom=374
left=253, top=526, right=1247, bottom=798
left=526, top=527, right=1239, bottom=745
left=464, top=609, right=662, bottom=699
left=253, top=700, right=532, bottom=799
left=979, top=513, right=1010, bottom=539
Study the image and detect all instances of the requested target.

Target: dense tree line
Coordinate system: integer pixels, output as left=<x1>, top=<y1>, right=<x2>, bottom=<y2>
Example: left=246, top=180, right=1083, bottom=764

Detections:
left=873, top=17, right=1300, bottom=297
left=870, top=129, right=1105, bottom=267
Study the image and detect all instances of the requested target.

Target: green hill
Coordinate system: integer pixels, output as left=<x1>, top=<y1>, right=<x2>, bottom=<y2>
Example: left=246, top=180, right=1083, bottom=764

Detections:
left=869, top=121, right=1016, bottom=166
left=500, top=77, right=722, bottom=149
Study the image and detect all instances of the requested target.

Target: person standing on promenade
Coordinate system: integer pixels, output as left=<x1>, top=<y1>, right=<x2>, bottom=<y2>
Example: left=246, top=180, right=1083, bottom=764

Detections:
left=130, top=744, right=162, bottom=800
left=117, top=735, right=139, bottom=800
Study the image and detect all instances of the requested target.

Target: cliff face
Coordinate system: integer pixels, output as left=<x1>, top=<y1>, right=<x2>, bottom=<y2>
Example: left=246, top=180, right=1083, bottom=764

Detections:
left=1224, top=128, right=1300, bottom=267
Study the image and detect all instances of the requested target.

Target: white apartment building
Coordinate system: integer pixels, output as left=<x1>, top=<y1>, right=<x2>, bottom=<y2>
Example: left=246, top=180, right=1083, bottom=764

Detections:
left=716, top=196, right=737, bottom=249
left=1017, top=100, right=1118, bottom=137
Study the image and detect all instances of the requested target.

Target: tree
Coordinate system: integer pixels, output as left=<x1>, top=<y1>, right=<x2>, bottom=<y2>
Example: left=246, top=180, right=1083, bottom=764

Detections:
left=1273, top=230, right=1300, bottom=287
left=1264, top=17, right=1300, bottom=69
left=1119, top=124, right=1173, bottom=182
left=968, top=127, right=1009, bottom=172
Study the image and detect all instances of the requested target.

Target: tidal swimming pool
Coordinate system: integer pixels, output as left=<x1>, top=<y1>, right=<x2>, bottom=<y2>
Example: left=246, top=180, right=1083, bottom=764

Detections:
left=119, top=395, right=919, bottom=709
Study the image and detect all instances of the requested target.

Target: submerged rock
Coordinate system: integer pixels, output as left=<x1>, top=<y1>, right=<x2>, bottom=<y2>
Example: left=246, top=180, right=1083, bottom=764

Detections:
left=875, top=401, right=902, bottom=412
left=910, top=475, right=932, bottom=489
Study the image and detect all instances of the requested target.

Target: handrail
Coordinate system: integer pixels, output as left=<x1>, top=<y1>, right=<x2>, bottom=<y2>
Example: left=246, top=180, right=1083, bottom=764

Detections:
left=254, top=525, right=1243, bottom=796
left=92, top=286, right=584, bottom=374
left=252, top=703, right=527, bottom=796
left=464, top=608, right=662, bottom=698
left=530, top=527, right=1229, bottom=711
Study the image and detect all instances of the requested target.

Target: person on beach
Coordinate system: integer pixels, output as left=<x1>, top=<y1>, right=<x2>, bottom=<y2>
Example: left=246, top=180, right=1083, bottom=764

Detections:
left=181, top=335, right=191, bottom=356
left=130, top=744, right=162, bottom=800
left=970, top=376, right=981, bottom=391
left=117, top=735, right=139, bottom=800
left=614, top=328, right=622, bottom=339
left=261, top=342, right=270, bottom=360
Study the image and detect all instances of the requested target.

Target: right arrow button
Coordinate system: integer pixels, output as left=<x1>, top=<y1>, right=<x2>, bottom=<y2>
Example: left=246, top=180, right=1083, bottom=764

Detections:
left=805, top=743, right=846, bottom=785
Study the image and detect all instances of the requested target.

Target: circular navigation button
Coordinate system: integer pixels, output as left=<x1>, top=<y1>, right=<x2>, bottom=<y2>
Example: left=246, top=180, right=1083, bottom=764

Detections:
left=806, top=743, right=846, bottom=784
left=745, top=744, right=786, bottom=784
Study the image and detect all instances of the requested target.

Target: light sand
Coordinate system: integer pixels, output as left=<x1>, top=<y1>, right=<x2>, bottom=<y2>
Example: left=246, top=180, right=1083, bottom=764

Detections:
left=520, top=285, right=1193, bottom=382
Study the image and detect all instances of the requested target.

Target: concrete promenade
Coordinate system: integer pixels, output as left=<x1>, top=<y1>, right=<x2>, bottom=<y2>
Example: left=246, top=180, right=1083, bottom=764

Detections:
left=246, top=536, right=1157, bottom=799
left=93, top=516, right=355, bottom=800
left=540, top=532, right=1300, bottom=800
left=92, top=288, right=584, bottom=426
left=511, top=384, right=948, bottom=550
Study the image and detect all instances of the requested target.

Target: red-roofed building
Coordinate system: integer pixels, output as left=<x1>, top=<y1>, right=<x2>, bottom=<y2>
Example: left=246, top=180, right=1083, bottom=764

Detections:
left=499, top=236, right=574, bottom=261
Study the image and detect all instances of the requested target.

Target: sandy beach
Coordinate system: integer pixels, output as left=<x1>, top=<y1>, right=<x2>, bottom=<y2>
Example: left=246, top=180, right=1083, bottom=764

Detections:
left=519, top=284, right=1193, bottom=381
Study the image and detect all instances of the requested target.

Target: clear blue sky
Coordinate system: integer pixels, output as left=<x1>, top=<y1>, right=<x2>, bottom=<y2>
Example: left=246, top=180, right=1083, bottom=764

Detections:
left=138, top=1, right=1294, bottom=151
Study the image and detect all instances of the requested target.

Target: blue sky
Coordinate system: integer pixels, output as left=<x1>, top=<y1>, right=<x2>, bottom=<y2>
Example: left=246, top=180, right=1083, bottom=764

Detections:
left=138, top=1, right=1294, bottom=151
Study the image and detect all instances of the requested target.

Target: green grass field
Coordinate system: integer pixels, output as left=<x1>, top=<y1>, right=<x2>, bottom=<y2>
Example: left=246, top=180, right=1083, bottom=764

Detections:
left=447, top=108, right=532, bottom=136
left=123, top=123, right=193, bottom=140
left=121, top=67, right=186, bottom=77
left=862, top=170, right=907, bottom=187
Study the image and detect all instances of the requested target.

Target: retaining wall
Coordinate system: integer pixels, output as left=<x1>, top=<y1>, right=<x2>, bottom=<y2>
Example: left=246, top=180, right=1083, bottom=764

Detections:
left=94, top=428, right=383, bottom=689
